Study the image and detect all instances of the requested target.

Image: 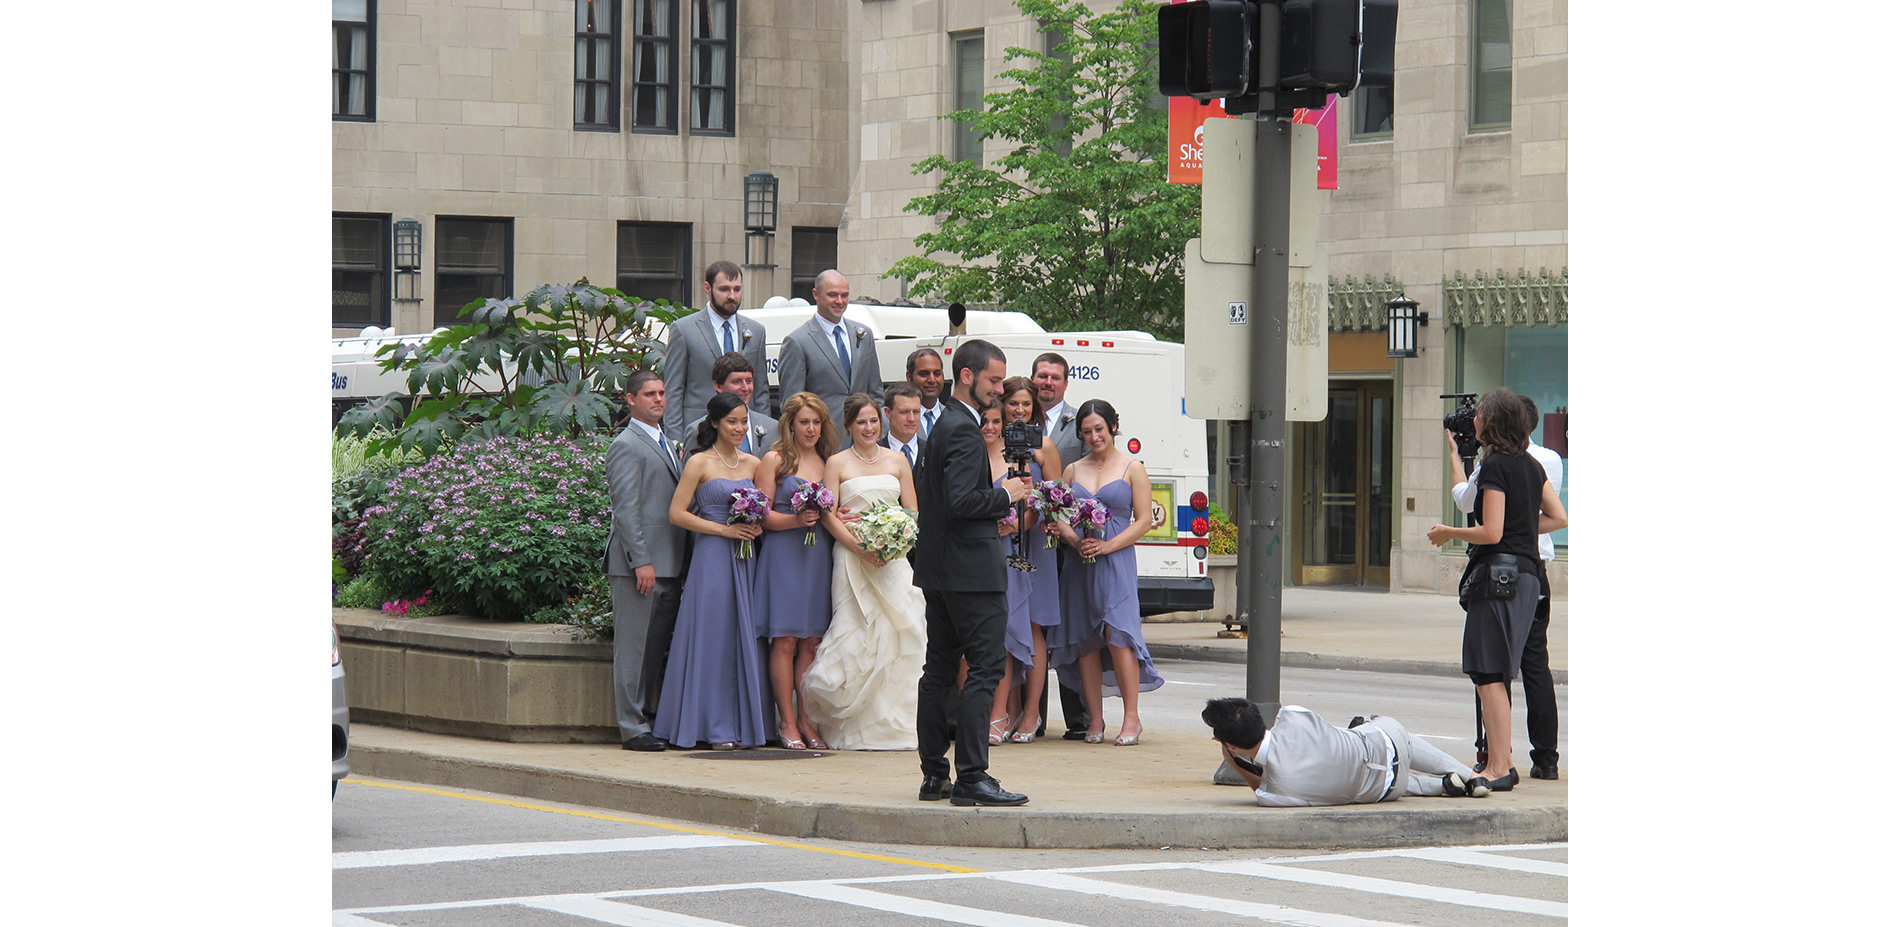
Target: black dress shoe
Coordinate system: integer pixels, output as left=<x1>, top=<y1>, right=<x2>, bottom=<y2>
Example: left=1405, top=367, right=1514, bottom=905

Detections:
left=918, top=775, right=953, bottom=801
left=950, top=776, right=1028, bottom=806
left=1347, top=716, right=1368, bottom=729
left=1529, top=764, right=1559, bottom=780
left=1471, top=767, right=1519, bottom=793
left=1062, top=729, right=1089, bottom=741
left=621, top=733, right=666, bottom=752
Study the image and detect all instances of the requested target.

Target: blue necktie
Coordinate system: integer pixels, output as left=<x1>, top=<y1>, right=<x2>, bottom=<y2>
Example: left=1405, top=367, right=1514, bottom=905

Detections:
left=902, top=444, right=913, bottom=466
left=832, top=326, right=852, bottom=380
left=922, top=408, right=936, bottom=439
left=722, top=318, right=735, bottom=355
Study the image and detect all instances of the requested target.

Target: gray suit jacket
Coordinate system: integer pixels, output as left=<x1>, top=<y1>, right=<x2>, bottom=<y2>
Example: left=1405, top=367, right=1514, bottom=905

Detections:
left=1044, top=400, right=1084, bottom=471
left=685, top=409, right=779, bottom=457
left=776, top=315, right=883, bottom=429
left=604, top=421, right=688, bottom=579
left=662, top=305, right=770, bottom=441
left=1254, top=706, right=1393, bottom=806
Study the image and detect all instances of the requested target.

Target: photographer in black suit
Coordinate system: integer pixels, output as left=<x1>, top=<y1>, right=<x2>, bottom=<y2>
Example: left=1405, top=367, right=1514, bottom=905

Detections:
left=912, top=340, right=1032, bottom=807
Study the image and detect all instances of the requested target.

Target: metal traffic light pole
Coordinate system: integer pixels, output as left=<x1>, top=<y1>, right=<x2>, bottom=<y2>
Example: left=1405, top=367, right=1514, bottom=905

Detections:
left=1241, top=8, right=1288, bottom=720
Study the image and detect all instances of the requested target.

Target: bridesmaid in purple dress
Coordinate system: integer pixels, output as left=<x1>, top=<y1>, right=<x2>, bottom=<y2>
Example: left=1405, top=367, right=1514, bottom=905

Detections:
left=653, top=392, right=772, bottom=750
left=751, top=391, right=839, bottom=750
left=1050, top=399, right=1164, bottom=746
left=979, top=382, right=1065, bottom=744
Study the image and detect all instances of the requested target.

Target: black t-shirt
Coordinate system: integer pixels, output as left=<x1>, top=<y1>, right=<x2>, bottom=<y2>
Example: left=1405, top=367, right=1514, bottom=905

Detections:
left=1470, top=451, right=1546, bottom=563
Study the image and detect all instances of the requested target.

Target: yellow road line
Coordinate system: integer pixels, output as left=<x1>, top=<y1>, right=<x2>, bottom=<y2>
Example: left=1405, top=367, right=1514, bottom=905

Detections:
left=342, top=778, right=983, bottom=873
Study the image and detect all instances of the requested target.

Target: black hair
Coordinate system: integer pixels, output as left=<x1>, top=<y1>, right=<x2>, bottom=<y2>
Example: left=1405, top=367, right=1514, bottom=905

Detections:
left=1074, top=398, right=1119, bottom=436
left=693, top=391, right=748, bottom=455
left=951, top=339, right=1007, bottom=385
left=1202, top=697, right=1268, bottom=749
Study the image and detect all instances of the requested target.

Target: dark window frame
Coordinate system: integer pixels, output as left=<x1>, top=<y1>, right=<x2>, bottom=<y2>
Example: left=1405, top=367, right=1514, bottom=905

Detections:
left=575, top=1, right=619, bottom=130
left=1349, top=84, right=1394, bottom=142
left=630, top=0, right=679, bottom=133
left=616, top=221, right=695, bottom=308
left=333, top=212, right=391, bottom=328
left=1469, top=0, right=1513, bottom=132
left=952, top=31, right=984, bottom=165
left=433, top=217, right=515, bottom=328
left=689, top=0, right=736, bottom=136
left=333, top=0, right=376, bottom=121
left=789, top=227, right=839, bottom=300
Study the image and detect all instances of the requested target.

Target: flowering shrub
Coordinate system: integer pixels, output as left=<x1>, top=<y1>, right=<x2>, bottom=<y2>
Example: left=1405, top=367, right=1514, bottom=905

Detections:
left=361, top=434, right=614, bottom=619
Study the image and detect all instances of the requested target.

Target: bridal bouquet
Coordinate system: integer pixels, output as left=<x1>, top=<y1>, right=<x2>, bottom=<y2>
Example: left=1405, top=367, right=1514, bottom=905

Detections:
left=727, top=485, right=770, bottom=560
left=1074, top=497, right=1109, bottom=564
left=852, top=501, right=918, bottom=565
left=787, top=481, right=835, bottom=545
left=1027, top=479, right=1076, bottom=549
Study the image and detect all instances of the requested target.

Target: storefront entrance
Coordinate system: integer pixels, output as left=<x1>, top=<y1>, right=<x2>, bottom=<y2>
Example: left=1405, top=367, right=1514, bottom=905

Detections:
left=1292, top=380, right=1392, bottom=587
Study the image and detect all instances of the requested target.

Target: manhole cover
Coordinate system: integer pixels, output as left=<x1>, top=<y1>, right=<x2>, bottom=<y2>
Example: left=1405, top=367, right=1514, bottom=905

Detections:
left=682, top=749, right=832, bottom=760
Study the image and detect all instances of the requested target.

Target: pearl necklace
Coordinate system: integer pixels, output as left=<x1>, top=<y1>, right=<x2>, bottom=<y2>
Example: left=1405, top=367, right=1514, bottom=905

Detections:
left=715, top=445, right=743, bottom=470
left=849, top=442, right=881, bottom=465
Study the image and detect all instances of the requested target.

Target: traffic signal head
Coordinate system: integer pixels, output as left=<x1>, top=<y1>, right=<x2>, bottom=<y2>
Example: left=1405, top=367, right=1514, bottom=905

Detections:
left=1157, top=0, right=1258, bottom=102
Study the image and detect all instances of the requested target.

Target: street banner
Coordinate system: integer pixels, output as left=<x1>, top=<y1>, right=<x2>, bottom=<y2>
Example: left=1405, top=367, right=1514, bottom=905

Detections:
left=1292, top=94, right=1339, bottom=190
left=1167, top=95, right=1338, bottom=188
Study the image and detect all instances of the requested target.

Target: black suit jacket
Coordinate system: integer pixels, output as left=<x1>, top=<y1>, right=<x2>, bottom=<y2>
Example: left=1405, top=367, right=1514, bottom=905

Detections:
left=911, top=398, right=1010, bottom=593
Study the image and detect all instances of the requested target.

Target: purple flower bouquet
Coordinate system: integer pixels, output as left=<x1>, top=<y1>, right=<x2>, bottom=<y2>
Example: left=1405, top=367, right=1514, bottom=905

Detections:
left=727, top=485, right=770, bottom=559
left=1074, top=497, right=1109, bottom=563
left=787, top=481, right=835, bottom=546
left=1029, top=479, right=1076, bottom=549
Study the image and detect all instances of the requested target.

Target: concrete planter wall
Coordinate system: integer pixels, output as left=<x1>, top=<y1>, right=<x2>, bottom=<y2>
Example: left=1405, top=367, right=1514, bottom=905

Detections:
left=334, top=608, right=617, bottom=743
left=1206, top=553, right=1238, bottom=623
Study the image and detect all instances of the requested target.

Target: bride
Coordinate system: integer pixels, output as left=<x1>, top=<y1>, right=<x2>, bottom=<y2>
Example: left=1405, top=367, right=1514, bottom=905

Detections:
left=801, top=392, right=927, bottom=750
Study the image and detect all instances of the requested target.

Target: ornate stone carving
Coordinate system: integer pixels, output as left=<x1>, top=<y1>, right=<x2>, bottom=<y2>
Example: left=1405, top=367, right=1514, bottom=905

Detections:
left=1442, top=267, right=1568, bottom=327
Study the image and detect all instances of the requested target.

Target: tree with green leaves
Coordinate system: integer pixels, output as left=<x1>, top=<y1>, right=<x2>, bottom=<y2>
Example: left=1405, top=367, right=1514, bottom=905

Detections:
left=336, top=281, right=680, bottom=456
left=884, top=0, right=1199, bottom=340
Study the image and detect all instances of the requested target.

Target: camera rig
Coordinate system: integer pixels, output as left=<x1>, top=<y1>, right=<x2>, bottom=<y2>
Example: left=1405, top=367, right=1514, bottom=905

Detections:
left=1002, top=419, right=1040, bottom=573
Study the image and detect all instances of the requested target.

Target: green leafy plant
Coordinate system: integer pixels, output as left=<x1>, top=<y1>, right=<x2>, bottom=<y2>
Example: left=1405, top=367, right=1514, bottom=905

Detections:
left=1208, top=501, right=1238, bottom=556
left=333, top=573, right=395, bottom=609
left=359, top=434, right=613, bottom=620
left=885, top=0, right=1199, bottom=339
left=337, top=281, right=684, bottom=456
left=526, top=573, right=615, bottom=641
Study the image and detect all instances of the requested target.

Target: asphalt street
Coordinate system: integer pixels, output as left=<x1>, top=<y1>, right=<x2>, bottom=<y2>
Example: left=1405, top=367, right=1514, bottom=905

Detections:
left=333, top=773, right=1569, bottom=926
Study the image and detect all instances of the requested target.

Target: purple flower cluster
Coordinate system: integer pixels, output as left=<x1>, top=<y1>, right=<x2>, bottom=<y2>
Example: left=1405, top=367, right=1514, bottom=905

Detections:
left=787, top=481, right=836, bottom=546
left=1074, top=498, right=1110, bottom=563
left=1030, top=479, right=1078, bottom=548
left=727, top=486, right=770, bottom=560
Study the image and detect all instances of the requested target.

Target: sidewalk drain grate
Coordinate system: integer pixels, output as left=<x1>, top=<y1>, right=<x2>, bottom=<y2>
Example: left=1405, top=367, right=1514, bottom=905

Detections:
left=682, top=749, right=834, bottom=760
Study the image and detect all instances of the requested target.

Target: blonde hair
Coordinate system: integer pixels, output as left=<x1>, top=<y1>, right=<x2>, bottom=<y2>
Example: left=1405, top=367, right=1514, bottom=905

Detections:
left=772, top=391, right=838, bottom=483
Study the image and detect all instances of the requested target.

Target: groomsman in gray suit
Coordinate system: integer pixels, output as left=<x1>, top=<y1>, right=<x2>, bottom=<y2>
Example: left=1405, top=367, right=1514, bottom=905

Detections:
left=663, top=261, right=769, bottom=441
left=1203, top=699, right=1482, bottom=804
left=1032, top=352, right=1084, bottom=466
left=605, top=370, right=689, bottom=752
left=776, top=270, right=882, bottom=429
left=880, top=383, right=924, bottom=468
left=905, top=348, right=947, bottom=443
left=684, top=352, right=779, bottom=455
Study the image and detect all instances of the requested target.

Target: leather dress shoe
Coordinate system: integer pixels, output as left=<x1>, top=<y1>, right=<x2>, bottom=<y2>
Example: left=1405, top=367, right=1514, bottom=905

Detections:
left=1471, top=767, right=1519, bottom=793
left=1530, top=764, right=1559, bottom=780
left=918, top=775, right=953, bottom=801
left=950, top=776, right=1028, bottom=807
left=621, top=733, right=666, bottom=752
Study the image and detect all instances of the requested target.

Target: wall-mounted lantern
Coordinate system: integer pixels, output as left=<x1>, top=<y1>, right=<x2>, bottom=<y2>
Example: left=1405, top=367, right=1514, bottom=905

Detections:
left=393, top=217, right=422, bottom=302
left=1385, top=292, right=1425, bottom=358
left=743, top=170, right=779, bottom=268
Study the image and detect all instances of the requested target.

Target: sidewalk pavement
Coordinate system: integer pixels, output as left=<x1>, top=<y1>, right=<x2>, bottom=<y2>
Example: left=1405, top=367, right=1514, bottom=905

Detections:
left=348, top=588, right=1567, bottom=850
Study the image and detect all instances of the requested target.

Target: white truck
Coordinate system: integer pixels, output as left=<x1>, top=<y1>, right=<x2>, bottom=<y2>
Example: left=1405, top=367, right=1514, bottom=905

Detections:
left=330, top=301, right=1217, bottom=616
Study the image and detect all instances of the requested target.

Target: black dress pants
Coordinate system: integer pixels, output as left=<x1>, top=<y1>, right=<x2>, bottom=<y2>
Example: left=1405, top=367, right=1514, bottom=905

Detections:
left=918, top=588, right=1008, bottom=781
left=1519, top=559, right=1558, bottom=769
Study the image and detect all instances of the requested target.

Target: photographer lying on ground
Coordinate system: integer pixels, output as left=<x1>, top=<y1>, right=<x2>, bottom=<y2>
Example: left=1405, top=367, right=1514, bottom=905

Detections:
left=1203, top=698, right=1490, bottom=804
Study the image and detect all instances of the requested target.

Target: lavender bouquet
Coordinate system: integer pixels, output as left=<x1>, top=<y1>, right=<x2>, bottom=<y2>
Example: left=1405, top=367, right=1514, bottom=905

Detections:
left=727, top=485, right=770, bottom=559
left=787, top=481, right=835, bottom=545
left=1028, top=479, right=1076, bottom=549
left=1074, top=497, right=1109, bottom=564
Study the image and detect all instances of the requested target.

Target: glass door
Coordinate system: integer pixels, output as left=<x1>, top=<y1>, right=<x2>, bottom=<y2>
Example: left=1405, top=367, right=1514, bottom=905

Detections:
left=1294, top=382, right=1392, bottom=586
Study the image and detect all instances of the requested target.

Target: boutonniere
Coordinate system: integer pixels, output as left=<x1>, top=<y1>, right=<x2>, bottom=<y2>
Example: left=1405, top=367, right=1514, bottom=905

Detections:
left=854, top=326, right=867, bottom=344
left=1059, top=412, right=1075, bottom=427
left=741, top=328, right=753, bottom=344
left=752, top=425, right=767, bottom=443
left=669, top=439, right=684, bottom=458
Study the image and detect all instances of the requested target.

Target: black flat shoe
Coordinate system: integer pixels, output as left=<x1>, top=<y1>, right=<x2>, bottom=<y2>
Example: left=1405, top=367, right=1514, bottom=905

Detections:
left=918, top=775, right=952, bottom=801
left=1530, top=764, right=1559, bottom=780
left=1473, top=767, right=1520, bottom=792
left=950, top=776, right=1028, bottom=806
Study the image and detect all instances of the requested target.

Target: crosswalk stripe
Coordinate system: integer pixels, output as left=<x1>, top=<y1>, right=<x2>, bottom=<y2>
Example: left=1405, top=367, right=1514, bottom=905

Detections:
left=332, top=914, right=396, bottom=926
left=988, top=871, right=1417, bottom=927
left=331, top=835, right=748, bottom=870
left=1405, top=847, right=1569, bottom=877
left=523, top=894, right=739, bottom=926
left=1204, top=861, right=1567, bottom=918
left=769, top=883, right=1086, bottom=927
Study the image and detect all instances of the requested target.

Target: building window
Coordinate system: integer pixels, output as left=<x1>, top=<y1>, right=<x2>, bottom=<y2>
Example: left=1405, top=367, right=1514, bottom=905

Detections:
left=333, top=0, right=374, bottom=121
left=630, top=0, right=677, bottom=131
left=575, top=1, right=618, bottom=130
left=1469, top=0, right=1512, bottom=131
left=690, top=0, right=735, bottom=135
left=952, top=32, right=984, bottom=164
left=790, top=227, right=838, bottom=300
left=1452, top=322, right=1567, bottom=549
left=333, top=213, right=390, bottom=327
left=434, top=218, right=513, bottom=327
left=1350, top=85, right=1393, bottom=141
left=1043, top=25, right=1073, bottom=158
left=616, top=222, right=693, bottom=307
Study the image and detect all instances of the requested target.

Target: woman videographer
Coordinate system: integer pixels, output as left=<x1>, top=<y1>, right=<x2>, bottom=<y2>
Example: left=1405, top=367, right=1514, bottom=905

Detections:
left=1427, top=388, right=1567, bottom=793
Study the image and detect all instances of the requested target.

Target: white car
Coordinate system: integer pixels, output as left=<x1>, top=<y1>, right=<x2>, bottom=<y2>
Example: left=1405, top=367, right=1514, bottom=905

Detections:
left=332, top=625, right=350, bottom=797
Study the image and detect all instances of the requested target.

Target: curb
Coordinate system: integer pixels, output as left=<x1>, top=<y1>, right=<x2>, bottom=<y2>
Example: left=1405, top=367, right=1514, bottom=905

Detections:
left=352, top=742, right=1567, bottom=851
left=1147, top=643, right=1570, bottom=686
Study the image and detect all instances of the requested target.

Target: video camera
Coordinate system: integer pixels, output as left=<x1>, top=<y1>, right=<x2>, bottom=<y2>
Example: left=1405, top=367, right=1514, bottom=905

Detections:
left=1002, top=419, right=1040, bottom=474
left=1442, top=393, right=1479, bottom=462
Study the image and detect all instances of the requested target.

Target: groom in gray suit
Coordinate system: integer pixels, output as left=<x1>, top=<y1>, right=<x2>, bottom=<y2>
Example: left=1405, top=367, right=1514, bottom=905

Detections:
left=605, top=370, right=689, bottom=752
left=1203, top=698, right=1481, bottom=804
left=663, top=260, right=770, bottom=441
left=776, top=270, right=882, bottom=429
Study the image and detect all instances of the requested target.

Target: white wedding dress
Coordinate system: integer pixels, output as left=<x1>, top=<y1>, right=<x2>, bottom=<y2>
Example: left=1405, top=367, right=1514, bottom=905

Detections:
left=801, top=474, right=926, bottom=750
